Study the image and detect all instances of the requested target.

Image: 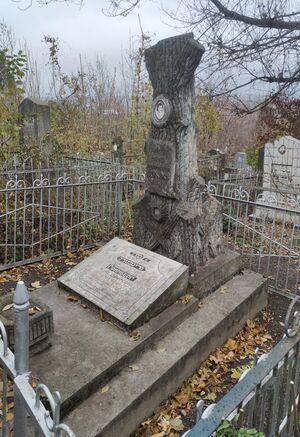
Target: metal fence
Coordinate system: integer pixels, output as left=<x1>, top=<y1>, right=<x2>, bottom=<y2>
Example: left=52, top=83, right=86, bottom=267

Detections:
left=0, top=170, right=145, bottom=270
left=0, top=281, right=75, bottom=436
left=0, top=155, right=144, bottom=187
left=205, top=181, right=300, bottom=294
left=184, top=296, right=300, bottom=436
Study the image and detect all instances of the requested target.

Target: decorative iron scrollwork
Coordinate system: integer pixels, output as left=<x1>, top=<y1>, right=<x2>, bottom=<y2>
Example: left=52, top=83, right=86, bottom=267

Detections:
left=285, top=295, right=300, bottom=338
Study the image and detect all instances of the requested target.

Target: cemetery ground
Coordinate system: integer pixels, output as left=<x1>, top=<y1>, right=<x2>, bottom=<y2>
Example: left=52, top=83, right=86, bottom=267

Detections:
left=0, top=240, right=295, bottom=436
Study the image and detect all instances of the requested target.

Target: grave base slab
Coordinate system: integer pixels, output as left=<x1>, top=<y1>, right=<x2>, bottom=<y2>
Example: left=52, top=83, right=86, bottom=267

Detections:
left=64, top=270, right=268, bottom=437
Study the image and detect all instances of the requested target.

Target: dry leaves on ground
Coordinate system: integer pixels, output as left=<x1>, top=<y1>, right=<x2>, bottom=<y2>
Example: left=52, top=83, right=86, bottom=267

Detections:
left=135, top=312, right=274, bottom=437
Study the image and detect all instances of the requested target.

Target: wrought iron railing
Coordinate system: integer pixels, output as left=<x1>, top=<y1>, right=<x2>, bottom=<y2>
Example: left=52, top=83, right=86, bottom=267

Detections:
left=205, top=181, right=300, bottom=294
left=184, top=296, right=300, bottom=436
left=0, top=171, right=145, bottom=270
left=0, top=281, right=75, bottom=436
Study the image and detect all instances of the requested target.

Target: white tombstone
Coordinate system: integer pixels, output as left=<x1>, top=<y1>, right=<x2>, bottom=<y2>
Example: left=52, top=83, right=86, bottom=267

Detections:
left=256, top=136, right=300, bottom=223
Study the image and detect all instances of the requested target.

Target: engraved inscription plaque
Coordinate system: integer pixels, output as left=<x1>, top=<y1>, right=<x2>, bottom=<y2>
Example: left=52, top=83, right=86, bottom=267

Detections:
left=58, top=238, right=188, bottom=328
left=146, top=138, right=176, bottom=197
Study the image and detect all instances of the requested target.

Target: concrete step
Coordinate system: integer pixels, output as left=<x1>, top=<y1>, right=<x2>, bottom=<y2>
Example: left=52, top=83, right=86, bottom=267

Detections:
left=65, top=270, right=268, bottom=437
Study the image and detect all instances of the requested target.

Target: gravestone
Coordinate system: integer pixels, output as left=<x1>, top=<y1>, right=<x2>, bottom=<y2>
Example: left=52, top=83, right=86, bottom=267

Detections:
left=58, top=237, right=188, bottom=329
left=262, top=136, right=300, bottom=191
left=19, top=97, right=51, bottom=152
left=111, top=136, right=123, bottom=164
left=133, top=33, right=224, bottom=272
left=234, top=152, right=248, bottom=169
left=255, top=135, right=300, bottom=224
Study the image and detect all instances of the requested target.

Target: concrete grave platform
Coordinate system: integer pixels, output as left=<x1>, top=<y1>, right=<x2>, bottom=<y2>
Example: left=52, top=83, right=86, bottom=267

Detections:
left=58, top=238, right=189, bottom=329
left=30, top=269, right=267, bottom=436
left=64, top=270, right=268, bottom=437
left=29, top=281, right=198, bottom=414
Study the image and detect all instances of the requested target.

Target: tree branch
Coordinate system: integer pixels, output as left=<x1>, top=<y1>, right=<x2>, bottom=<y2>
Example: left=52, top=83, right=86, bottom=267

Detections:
left=210, top=0, right=300, bottom=30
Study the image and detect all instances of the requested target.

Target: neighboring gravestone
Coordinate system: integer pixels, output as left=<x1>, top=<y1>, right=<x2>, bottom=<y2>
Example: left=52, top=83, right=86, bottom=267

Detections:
left=19, top=97, right=51, bottom=151
left=133, top=34, right=224, bottom=272
left=111, top=136, right=124, bottom=164
left=234, top=152, right=248, bottom=169
left=58, top=238, right=188, bottom=329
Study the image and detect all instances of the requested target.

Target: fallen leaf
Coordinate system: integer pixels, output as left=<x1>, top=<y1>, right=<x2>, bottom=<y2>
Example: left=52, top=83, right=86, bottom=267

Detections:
left=2, top=304, right=13, bottom=312
left=99, top=309, right=108, bottom=321
left=6, top=412, right=13, bottom=421
left=169, top=416, right=184, bottom=431
left=151, top=432, right=165, bottom=437
left=219, top=286, right=227, bottom=294
left=129, top=330, right=140, bottom=341
left=156, top=347, right=166, bottom=353
left=178, top=294, right=193, bottom=304
left=205, top=392, right=217, bottom=401
left=67, top=295, right=79, bottom=302
left=231, top=365, right=251, bottom=380
left=174, top=393, right=189, bottom=405
left=29, top=306, right=42, bottom=315
left=31, top=281, right=41, bottom=289
left=101, top=385, right=109, bottom=394
left=129, top=364, right=139, bottom=371
left=224, top=338, right=237, bottom=350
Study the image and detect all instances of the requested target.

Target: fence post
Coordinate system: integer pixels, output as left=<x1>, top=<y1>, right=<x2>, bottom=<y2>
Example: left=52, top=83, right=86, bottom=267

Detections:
left=13, top=280, right=29, bottom=437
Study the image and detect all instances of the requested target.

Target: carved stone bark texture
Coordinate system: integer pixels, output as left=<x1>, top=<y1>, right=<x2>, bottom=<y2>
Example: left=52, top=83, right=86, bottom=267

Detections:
left=133, top=33, right=224, bottom=272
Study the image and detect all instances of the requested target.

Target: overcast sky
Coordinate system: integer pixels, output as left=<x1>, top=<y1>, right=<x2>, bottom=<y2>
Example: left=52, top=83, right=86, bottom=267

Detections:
left=2, top=0, right=176, bottom=73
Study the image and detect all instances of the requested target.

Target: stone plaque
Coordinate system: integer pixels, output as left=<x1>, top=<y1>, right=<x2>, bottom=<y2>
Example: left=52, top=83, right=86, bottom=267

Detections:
left=146, top=138, right=176, bottom=198
left=58, top=238, right=188, bottom=328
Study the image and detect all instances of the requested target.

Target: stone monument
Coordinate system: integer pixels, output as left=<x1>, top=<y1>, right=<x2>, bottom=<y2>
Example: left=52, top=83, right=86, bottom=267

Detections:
left=19, top=97, right=51, bottom=152
left=133, top=33, right=224, bottom=272
left=111, top=136, right=124, bottom=164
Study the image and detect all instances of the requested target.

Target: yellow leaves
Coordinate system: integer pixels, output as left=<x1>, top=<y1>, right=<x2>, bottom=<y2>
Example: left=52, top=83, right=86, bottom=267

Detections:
left=231, top=365, right=251, bottom=380
left=178, top=294, right=193, bottom=304
left=100, top=385, right=109, bottom=394
left=224, top=338, right=237, bottom=351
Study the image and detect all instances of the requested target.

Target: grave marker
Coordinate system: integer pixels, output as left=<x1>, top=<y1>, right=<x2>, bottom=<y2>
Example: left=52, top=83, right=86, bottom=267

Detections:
left=58, top=238, right=188, bottom=328
left=133, top=33, right=224, bottom=271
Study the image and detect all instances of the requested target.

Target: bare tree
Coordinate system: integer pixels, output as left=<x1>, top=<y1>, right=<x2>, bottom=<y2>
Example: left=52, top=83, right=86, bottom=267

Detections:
left=107, top=0, right=300, bottom=112
left=10, top=0, right=82, bottom=9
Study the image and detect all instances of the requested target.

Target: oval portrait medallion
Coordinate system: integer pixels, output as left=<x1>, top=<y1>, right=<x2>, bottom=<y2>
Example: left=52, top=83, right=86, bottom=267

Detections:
left=151, top=95, right=173, bottom=127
